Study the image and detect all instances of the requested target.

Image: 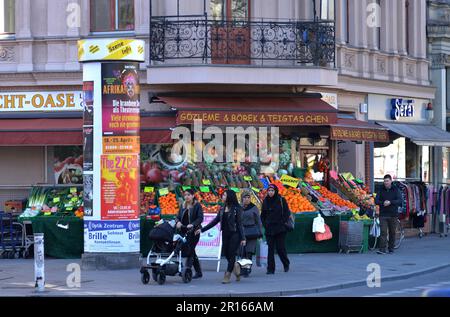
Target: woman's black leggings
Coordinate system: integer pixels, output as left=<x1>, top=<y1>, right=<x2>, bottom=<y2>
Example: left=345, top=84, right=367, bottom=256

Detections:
left=222, top=231, right=240, bottom=273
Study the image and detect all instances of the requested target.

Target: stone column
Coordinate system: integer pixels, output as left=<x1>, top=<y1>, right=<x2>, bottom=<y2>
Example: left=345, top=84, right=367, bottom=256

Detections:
left=397, top=0, right=407, bottom=55
left=335, top=0, right=347, bottom=44
left=16, top=0, right=33, bottom=72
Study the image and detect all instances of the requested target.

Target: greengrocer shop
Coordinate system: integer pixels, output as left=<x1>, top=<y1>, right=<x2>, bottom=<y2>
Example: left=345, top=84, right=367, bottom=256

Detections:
left=2, top=90, right=390, bottom=258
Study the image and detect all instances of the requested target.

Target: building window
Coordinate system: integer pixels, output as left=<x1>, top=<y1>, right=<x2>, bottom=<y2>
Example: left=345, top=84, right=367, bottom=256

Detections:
left=376, top=0, right=381, bottom=49
left=210, top=0, right=249, bottom=21
left=90, top=0, right=134, bottom=32
left=0, top=0, right=15, bottom=35
left=320, top=0, right=335, bottom=20
left=344, top=0, right=349, bottom=43
left=405, top=0, right=410, bottom=54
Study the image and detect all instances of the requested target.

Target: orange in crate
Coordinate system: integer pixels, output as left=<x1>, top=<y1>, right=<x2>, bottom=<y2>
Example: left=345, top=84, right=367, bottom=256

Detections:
left=158, top=192, right=179, bottom=215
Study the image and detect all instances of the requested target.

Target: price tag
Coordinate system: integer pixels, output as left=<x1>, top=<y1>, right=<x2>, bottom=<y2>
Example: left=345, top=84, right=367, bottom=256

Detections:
left=65, top=207, right=73, bottom=211
left=71, top=197, right=78, bottom=202
left=252, top=187, right=260, bottom=193
left=202, top=179, right=211, bottom=185
left=280, top=175, right=300, bottom=188
left=301, top=182, right=308, bottom=187
left=244, top=176, right=253, bottom=181
left=182, top=186, right=192, bottom=191
left=200, top=186, right=210, bottom=193
left=144, top=187, right=154, bottom=193
left=70, top=187, right=77, bottom=194
left=159, top=188, right=169, bottom=196
left=312, top=186, right=321, bottom=190
left=53, top=197, right=60, bottom=203
left=44, top=212, right=51, bottom=216
left=231, top=187, right=240, bottom=193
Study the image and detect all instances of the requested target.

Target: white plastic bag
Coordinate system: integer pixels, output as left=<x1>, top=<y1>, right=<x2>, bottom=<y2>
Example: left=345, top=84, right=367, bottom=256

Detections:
left=256, top=240, right=268, bottom=267
left=370, top=218, right=381, bottom=238
left=312, top=214, right=326, bottom=233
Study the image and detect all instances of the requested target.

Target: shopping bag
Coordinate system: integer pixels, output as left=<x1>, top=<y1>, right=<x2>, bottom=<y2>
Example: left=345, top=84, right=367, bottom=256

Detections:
left=315, top=224, right=333, bottom=242
left=370, top=218, right=380, bottom=238
left=256, top=240, right=268, bottom=267
left=312, top=214, right=326, bottom=233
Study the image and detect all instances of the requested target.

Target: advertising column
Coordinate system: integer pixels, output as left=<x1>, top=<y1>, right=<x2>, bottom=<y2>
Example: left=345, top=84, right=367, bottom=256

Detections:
left=78, top=39, right=144, bottom=268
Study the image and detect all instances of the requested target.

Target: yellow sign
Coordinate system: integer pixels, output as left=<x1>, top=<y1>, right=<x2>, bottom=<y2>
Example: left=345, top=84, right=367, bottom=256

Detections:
left=0, top=91, right=82, bottom=112
left=144, top=187, right=154, bottom=193
left=280, top=175, right=300, bottom=188
left=78, top=39, right=145, bottom=62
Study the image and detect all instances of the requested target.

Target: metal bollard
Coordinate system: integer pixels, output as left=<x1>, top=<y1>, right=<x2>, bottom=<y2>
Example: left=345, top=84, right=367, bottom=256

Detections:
left=34, top=233, right=45, bottom=292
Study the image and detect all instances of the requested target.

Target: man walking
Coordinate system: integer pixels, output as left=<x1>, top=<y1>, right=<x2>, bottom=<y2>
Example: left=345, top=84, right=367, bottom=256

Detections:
left=375, top=174, right=402, bottom=254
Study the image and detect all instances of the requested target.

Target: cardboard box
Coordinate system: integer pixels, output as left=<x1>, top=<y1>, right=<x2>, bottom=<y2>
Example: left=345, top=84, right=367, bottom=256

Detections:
left=4, top=200, right=23, bottom=213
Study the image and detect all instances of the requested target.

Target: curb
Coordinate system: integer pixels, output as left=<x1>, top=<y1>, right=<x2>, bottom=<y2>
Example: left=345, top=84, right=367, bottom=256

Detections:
left=159, top=263, right=450, bottom=297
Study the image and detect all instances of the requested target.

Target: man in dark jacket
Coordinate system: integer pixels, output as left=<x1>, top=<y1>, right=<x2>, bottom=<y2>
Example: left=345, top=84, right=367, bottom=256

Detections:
left=375, top=174, right=402, bottom=254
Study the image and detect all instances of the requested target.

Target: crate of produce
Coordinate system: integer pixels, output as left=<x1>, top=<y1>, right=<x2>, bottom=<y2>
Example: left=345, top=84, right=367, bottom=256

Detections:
left=156, top=187, right=180, bottom=216
left=338, top=220, right=364, bottom=254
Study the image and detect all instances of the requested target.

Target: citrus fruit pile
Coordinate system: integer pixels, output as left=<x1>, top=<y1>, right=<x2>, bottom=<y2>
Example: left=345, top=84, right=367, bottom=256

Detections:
left=158, top=192, right=179, bottom=215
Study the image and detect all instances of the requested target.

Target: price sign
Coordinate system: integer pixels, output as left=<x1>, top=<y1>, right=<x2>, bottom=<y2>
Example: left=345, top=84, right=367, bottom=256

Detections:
left=231, top=187, right=240, bottom=193
left=159, top=188, right=169, bottom=196
left=200, top=186, right=210, bottom=193
left=70, top=187, right=77, bottom=194
left=144, top=187, right=154, bottom=193
left=252, top=187, right=260, bottom=193
left=202, top=179, right=211, bottom=185
left=53, top=197, right=60, bottom=203
left=244, top=176, right=253, bottom=181
left=280, top=175, right=300, bottom=188
left=182, top=186, right=192, bottom=191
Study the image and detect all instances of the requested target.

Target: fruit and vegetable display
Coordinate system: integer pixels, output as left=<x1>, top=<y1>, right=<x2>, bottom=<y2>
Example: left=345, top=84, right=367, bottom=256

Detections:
left=278, top=187, right=316, bottom=213
left=21, top=186, right=84, bottom=218
left=331, top=174, right=376, bottom=211
left=316, top=185, right=358, bottom=210
left=158, top=192, right=179, bottom=215
left=140, top=189, right=157, bottom=215
left=195, top=191, right=221, bottom=213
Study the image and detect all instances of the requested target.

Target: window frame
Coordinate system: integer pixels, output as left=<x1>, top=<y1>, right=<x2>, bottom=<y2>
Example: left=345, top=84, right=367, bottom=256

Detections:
left=0, top=0, right=15, bottom=35
left=90, top=0, right=135, bottom=33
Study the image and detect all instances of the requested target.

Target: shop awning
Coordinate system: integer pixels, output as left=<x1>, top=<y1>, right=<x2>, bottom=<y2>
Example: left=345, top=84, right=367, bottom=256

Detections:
left=0, top=118, right=83, bottom=145
left=330, top=119, right=389, bottom=142
left=158, top=96, right=338, bottom=126
left=377, top=122, right=450, bottom=147
left=0, top=114, right=177, bottom=145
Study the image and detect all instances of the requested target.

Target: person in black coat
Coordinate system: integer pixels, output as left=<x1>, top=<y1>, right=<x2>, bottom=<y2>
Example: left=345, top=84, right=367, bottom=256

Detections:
left=196, top=189, right=246, bottom=284
left=176, top=189, right=204, bottom=279
left=261, top=183, right=290, bottom=274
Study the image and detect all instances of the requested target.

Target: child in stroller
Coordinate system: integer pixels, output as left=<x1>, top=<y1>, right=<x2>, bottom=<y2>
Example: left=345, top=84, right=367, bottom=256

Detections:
left=140, top=219, right=193, bottom=285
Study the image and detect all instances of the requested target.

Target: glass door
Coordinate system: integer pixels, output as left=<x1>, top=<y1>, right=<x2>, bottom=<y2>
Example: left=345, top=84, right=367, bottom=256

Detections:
left=211, top=0, right=251, bottom=64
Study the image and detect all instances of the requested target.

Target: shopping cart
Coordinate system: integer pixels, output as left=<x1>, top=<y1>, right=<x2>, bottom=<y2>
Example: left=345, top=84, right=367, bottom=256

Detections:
left=338, top=220, right=364, bottom=254
left=0, top=211, right=34, bottom=259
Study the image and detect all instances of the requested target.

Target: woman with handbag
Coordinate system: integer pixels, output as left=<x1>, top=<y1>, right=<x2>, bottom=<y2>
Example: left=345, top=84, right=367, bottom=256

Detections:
left=241, top=189, right=263, bottom=276
left=261, top=184, right=291, bottom=274
left=175, top=189, right=204, bottom=279
left=196, top=189, right=246, bottom=284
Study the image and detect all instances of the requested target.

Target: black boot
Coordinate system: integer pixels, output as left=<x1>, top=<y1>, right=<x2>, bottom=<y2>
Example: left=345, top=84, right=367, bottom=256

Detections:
left=192, top=254, right=203, bottom=279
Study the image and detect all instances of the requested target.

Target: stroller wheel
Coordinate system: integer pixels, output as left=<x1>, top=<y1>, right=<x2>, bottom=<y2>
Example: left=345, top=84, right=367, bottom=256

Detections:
left=182, top=268, right=192, bottom=283
left=141, top=271, right=150, bottom=284
left=157, top=272, right=166, bottom=285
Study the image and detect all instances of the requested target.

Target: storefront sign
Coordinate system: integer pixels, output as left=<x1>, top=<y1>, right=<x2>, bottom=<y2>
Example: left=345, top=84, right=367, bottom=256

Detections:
left=177, top=111, right=337, bottom=126
left=330, top=127, right=389, bottom=142
left=100, top=154, right=139, bottom=220
left=280, top=174, right=300, bottom=188
left=0, top=91, right=82, bottom=112
left=83, top=220, right=140, bottom=252
left=196, top=214, right=222, bottom=259
left=390, top=99, right=415, bottom=120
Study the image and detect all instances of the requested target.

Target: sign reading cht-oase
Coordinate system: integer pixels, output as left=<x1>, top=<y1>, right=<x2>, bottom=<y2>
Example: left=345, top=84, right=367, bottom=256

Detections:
left=390, top=98, right=415, bottom=121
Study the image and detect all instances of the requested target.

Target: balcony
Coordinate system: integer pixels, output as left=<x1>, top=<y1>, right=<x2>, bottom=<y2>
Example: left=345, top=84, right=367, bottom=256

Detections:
left=147, top=16, right=337, bottom=86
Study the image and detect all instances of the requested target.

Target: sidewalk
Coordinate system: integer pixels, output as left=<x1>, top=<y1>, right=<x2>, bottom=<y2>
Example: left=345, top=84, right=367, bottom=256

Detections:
left=1, top=235, right=449, bottom=297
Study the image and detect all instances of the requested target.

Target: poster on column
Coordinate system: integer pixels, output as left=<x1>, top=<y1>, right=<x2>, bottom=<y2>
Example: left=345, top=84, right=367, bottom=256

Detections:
left=84, top=220, right=140, bottom=252
left=101, top=62, right=140, bottom=154
left=101, top=154, right=139, bottom=220
left=83, top=126, right=93, bottom=171
left=83, top=173, right=93, bottom=217
left=83, top=81, right=94, bottom=126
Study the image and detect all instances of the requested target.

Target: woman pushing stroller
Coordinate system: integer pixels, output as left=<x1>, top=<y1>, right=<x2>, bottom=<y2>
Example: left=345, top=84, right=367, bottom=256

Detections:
left=175, top=189, right=204, bottom=279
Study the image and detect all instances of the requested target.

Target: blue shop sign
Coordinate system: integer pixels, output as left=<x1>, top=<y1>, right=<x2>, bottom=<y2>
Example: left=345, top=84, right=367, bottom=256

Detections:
left=390, top=98, right=415, bottom=120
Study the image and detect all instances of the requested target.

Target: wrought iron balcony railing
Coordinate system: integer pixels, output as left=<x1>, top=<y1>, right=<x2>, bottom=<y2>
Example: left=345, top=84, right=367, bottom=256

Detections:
left=150, top=16, right=335, bottom=67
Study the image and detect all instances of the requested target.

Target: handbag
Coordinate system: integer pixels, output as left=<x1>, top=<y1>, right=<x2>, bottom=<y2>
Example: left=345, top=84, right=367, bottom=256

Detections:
left=370, top=218, right=380, bottom=238
left=244, top=225, right=262, bottom=239
left=315, top=224, right=333, bottom=241
left=256, top=240, right=268, bottom=267
left=281, top=197, right=295, bottom=232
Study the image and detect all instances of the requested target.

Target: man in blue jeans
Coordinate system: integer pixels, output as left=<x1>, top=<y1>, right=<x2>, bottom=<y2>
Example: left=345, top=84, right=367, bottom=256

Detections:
left=375, top=174, right=402, bottom=254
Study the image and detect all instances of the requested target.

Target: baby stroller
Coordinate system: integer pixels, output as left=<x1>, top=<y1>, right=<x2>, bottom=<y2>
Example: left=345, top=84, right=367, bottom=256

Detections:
left=140, top=219, right=193, bottom=285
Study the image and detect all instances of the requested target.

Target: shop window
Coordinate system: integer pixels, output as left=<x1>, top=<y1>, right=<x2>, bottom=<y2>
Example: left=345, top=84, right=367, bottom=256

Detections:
left=0, top=0, right=15, bottom=35
left=90, top=0, right=134, bottom=32
left=405, top=139, right=419, bottom=179
left=421, top=146, right=430, bottom=183
left=374, top=138, right=406, bottom=180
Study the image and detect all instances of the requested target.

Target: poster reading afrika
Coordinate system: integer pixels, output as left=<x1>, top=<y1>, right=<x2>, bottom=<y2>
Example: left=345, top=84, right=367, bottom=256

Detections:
left=101, top=154, right=139, bottom=220
left=101, top=62, right=140, bottom=154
